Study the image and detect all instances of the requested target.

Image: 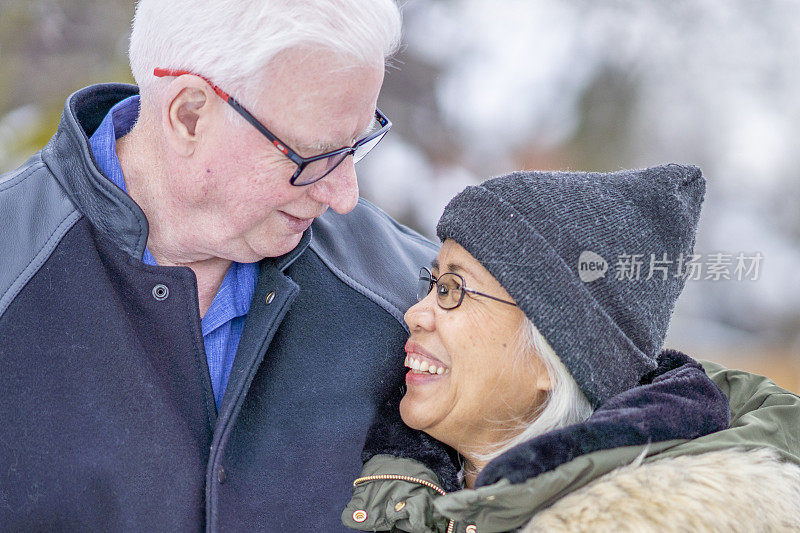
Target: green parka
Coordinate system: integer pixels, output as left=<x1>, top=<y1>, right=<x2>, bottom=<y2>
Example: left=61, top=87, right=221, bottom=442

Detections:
left=343, top=361, right=800, bottom=532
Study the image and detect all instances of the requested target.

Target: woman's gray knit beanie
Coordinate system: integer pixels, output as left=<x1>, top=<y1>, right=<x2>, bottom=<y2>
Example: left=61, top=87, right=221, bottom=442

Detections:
left=436, top=164, right=705, bottom=407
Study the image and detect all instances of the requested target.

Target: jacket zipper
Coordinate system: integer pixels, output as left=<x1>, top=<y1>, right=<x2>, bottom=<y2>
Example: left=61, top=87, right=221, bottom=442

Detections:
left=352, top=475, right=456, bottom=533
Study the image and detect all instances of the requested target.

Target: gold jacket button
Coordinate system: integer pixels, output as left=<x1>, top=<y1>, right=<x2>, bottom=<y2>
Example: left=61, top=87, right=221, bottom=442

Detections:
left=394, top=501, right=406, bottom=512
left=352, top=510, right=368, bottom=523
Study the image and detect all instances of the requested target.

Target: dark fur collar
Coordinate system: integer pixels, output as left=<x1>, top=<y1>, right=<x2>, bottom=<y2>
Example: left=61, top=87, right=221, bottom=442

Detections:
left=362, top=350, right=730, bottom=492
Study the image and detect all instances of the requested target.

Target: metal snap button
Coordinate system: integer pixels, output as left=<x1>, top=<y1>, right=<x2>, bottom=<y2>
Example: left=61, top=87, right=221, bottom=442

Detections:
left=466, top=525, right=477, bottom=533
left=265, top=291, right=275, bottom=304
left=152, top=284, right=169, bottom=301
left=217, top=467, right=227, bottom=484
left=352, top=510, right=367, bottom=523
left=394, top=501, right=406, bottom=512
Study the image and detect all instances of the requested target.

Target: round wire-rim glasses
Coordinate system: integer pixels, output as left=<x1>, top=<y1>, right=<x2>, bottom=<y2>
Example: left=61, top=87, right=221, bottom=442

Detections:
left=154, top=67, right=392, bottom=186
left=417, top=267, right=517, bottom=310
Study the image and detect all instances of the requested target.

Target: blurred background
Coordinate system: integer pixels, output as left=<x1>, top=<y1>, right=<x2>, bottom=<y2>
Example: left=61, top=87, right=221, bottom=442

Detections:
left=1, top=0, right=798, bottom=391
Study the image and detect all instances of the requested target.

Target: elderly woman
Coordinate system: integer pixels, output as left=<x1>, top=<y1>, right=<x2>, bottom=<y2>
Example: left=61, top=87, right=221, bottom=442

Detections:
left=343, top=165, right=800, bottom=532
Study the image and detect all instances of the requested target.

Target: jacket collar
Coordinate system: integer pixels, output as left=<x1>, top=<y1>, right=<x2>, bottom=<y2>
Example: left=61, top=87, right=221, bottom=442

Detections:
left=41, top=83, right=148, bottom=259
left=273, top=226, right=313, bottom=273
left=474, top=350, right=729, bottom=487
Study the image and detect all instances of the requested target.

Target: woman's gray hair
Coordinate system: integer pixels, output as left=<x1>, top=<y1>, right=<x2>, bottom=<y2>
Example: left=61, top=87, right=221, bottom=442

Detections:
left=474, top=318, right=594, bottom=464
left=129, top=0, right=401, bottom=112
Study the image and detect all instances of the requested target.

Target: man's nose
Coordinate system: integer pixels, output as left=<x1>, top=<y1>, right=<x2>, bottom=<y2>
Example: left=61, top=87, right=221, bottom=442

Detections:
left=308, top=156, right=359, bottom=215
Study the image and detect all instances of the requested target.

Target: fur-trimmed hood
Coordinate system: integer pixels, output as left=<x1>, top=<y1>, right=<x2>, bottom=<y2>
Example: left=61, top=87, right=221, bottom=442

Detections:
left=525, top=447, right=800, bottom=532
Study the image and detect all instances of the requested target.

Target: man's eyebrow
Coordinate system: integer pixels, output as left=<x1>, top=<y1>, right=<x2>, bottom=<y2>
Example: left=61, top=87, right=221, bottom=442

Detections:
left=296, top=141, right=340, bottom=155
left=356, top=115, right=380, bottom=139
left=294, top=116, right=379, bottom=156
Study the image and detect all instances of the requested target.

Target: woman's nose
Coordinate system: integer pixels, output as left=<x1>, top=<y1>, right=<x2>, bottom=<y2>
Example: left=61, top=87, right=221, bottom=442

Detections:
left=404, top=291, right=436, bottom=332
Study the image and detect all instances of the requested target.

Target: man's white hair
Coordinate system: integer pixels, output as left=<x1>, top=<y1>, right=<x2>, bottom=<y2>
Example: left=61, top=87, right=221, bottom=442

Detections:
left=475, top=318, right=594, bottom=464
left=129, top=0, right=402, bottom=109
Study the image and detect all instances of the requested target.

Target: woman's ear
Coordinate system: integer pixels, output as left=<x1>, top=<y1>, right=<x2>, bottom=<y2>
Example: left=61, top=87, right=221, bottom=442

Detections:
left=526, top=320, right=553, bottom=393
left=535, top=359, right=553, bottom=392
left=513, top=314, right=553, bottom=394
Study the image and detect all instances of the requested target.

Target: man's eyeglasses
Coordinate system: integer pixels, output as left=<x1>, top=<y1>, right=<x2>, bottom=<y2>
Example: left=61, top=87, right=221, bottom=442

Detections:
left=417, top=267, right=517, bottom=310
left=154, top=68, right=392, bottom=186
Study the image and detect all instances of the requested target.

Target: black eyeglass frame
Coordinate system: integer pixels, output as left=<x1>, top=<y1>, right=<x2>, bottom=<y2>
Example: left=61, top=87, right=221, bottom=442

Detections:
left=417, top=267, right=517, bottom=310
left=153, top=67, right=392, bottom=186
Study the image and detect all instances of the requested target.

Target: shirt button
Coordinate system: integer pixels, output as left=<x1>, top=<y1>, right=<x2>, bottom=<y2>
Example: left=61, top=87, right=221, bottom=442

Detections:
left=152, top=284, right=169, bottom=301
left=217, top=467, right=227, bottom=484
left=352, top=510, right=367, bottom=523
left=394, top=501, right=406, bottom=512
left=265, top=291, right=276, bottom=304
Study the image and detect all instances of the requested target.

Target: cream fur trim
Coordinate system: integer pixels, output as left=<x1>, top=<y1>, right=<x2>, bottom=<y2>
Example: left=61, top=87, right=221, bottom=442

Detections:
left=524, top=447, right=800, bottom=532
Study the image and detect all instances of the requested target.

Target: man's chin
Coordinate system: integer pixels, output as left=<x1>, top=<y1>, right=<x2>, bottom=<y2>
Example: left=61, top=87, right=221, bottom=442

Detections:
left=246, top=233, right=305, bottom=261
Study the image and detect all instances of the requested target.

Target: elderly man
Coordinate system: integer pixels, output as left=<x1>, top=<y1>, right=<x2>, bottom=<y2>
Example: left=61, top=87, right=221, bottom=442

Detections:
left=0, top=0, right=435, bottom=530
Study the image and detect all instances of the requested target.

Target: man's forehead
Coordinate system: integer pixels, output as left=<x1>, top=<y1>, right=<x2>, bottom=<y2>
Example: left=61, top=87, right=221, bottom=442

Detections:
left=261, top=75, right=381, bottom=120
left=259, top=45, right=383, bottom=99
left=252, top=47, right=384, bottom=154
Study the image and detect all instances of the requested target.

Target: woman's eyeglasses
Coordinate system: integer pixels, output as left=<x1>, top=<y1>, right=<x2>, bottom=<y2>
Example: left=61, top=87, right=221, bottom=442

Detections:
left=417, top=267, right=517, bottom=310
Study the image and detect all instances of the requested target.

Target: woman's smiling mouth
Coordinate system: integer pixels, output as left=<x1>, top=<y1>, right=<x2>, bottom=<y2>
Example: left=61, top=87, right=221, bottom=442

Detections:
left=404, top=341, right=450, bottom=386
left=404, top=354, right=450, bottom=375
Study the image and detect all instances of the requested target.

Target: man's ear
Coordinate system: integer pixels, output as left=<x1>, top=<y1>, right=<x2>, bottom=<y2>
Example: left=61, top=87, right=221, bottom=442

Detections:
left=161, top=76, right=215, bottom=157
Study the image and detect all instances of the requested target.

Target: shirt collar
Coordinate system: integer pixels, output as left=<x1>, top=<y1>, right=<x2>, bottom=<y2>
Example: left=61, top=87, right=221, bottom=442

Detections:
left=88, top=94, right=140, bottom=196
left=201, top=260, right=259, bottom=334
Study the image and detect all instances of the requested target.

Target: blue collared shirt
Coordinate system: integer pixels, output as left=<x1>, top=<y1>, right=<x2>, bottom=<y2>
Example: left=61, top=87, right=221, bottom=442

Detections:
left=88, top=95, right=258, bottom=409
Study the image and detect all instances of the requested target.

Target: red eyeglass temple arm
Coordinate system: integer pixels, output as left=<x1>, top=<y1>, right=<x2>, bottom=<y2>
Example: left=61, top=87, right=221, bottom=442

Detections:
left=153, top=67, right=231, bottom=102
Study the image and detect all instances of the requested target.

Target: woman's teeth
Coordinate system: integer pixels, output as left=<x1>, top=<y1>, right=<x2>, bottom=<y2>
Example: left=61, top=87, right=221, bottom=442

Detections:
left=404, top=355, right=449, bottom=375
